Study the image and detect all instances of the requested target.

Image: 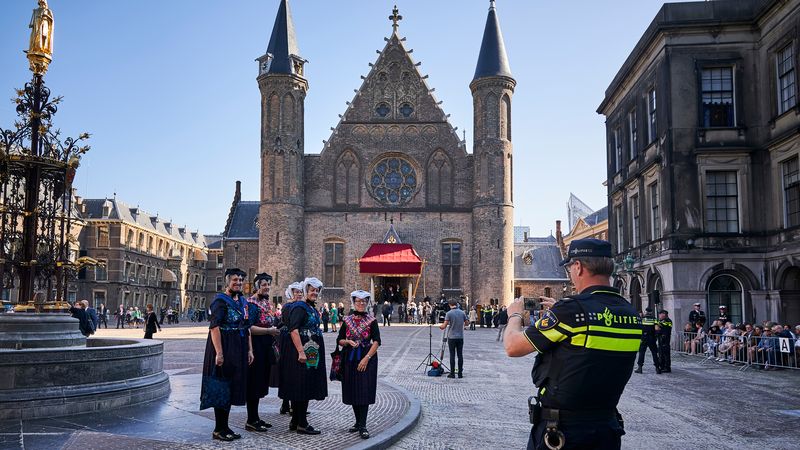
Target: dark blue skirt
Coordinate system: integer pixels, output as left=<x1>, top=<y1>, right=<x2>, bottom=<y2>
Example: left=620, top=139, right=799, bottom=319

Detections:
left=341, top=346, right=378, bottom=406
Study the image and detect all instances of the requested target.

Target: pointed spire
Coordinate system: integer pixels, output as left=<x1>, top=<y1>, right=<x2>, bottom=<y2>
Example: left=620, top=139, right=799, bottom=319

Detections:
left=264, top=0, right=301, bottom=75
left=473, top=0, right=512, bottom=81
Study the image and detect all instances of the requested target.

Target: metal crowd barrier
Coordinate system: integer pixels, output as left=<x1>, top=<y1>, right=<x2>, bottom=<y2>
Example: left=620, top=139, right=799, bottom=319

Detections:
left=671, top=331, right=800, bottom=371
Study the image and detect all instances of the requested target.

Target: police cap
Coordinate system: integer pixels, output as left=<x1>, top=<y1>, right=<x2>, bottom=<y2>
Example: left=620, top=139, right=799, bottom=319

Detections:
left=559, top=238, right=613, bottom=266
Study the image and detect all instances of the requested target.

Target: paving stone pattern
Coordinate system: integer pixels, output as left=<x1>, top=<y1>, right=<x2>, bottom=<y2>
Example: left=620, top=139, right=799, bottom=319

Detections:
left=2, top=322, right=800, bottom=449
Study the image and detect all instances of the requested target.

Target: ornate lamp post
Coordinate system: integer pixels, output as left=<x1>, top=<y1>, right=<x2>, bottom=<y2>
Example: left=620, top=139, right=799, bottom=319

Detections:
left=0, top=0, right=91, bottom=312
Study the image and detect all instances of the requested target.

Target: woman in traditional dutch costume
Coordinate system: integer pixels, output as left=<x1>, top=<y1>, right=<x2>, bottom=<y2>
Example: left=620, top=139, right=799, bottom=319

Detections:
left=244, top=273, right=280, bottom=432
left=200, top=268, right=254, bottom=442
left=275, top=282, right=304, bottom=415
left=338, top=290, right=381, bottom=439
left=278, top=277, right=328, bottom=435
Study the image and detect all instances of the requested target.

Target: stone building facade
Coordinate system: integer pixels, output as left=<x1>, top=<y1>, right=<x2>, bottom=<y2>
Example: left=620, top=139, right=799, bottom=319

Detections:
left=513, top=236, right=569, bottom=306
left=74, top=197, right=218, bottom=312
left=598, top=0, right=800, bottom=326
left=225, top=1, right=517, bottom=306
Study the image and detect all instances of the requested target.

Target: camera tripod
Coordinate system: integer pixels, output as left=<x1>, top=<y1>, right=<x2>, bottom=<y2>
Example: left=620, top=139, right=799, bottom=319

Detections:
left=416, top=321, right=450, bottom=373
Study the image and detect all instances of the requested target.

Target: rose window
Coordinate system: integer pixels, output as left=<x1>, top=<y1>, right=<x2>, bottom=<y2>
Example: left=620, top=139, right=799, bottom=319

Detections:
left=368, top=156, right=417, bottom=206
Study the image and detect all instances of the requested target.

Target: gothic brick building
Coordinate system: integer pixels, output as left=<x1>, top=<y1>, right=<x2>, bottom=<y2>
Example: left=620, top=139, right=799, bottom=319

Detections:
left=224, top=1, right=516, bottom=306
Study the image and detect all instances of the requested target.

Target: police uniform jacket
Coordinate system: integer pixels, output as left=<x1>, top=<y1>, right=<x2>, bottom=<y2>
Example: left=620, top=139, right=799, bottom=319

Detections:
left=524, top=286, right=642, bottom=411
left=656, top=317, right=672, bottom=342
left=641, top=313, right=657, bottom=339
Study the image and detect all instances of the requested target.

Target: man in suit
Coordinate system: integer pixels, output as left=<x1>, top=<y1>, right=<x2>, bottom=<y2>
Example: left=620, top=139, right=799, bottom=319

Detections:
left=97, top=303, right=108, bottom=329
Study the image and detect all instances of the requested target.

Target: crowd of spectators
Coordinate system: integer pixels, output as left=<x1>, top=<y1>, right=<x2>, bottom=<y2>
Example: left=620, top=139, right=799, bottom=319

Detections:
left=679, top=304, right=800, bottom=370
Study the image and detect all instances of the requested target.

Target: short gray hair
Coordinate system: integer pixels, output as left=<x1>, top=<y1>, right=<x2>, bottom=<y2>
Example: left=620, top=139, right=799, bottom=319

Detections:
left=573, top=256, right=614, bottom=277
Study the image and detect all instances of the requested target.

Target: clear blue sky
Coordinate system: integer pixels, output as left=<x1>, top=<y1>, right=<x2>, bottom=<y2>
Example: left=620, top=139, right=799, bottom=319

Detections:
left=0, top=0, right=686, bottom=238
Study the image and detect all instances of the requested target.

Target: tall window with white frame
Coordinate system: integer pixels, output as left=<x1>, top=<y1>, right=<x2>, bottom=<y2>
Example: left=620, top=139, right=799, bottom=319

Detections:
left=441, top=242, right=461, bottom=290
left=615, top=205, right=624, bottom=253
left=628, top=109, right=637, bottom=160
left=701, top=67, right=735, bottom=127
left=705, top=171, right=739, bottom=233
left=783, top=156, right=800, bottom=227
left=649, top=182, right=661, bottom=240
left=630, top=194, right=640, bottom=247
left=777, top=44, right=796, bottom=115
left=647, top=88, right=657, bottom=143
left=323, top=242, right=344, bottom=288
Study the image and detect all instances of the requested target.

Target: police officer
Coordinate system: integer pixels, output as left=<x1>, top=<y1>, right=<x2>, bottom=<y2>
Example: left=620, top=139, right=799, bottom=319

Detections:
left=504, top=238, right=642, bottom=450
left=635, top=306, right=661, bottom=374
left=655, top=310, right=672, bottom=373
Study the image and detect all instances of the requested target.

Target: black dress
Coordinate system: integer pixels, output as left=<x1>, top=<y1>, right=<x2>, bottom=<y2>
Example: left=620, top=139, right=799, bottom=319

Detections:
left=200, top=294, right=251, bottom=409
left=278, top=301, right=328, bottom=401
left=338, top=313, right=381, bottom=406
left=247, top=296, right=277, bottom=399
left=144, top=311, right=160, bottom=339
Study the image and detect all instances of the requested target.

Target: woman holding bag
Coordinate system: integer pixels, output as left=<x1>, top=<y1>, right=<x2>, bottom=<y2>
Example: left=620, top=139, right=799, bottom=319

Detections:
left=337, top=290, right=381, bottom=439
left=278, top=277, right=328, bottom=435
left=200, top=268, right=254, bottom=442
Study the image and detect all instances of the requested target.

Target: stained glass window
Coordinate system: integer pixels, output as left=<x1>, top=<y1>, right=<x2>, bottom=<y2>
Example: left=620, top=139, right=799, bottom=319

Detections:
left=368, top=156, right=417, bottom=206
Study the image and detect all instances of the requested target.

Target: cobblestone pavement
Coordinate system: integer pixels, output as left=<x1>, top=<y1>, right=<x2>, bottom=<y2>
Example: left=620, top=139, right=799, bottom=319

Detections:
left=2, top=322, right=800, bottom=449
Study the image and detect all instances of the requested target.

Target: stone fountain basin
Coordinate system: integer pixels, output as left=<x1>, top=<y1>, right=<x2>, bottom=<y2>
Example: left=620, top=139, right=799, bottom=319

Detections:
left=0, top=337, right=170, bottom=420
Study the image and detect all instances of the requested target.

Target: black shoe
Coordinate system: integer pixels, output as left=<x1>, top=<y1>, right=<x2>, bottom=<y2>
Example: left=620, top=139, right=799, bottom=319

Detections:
left=655, top=367, right=662, bottom=374
left=280, top=404, right=290, bottom=415
left=634, top=366, right=643, bottom=374
left=224, top=429, right=242, bottom=440
left=447, top=374, right=455, bottom=378
left=348, top=424, right=360, bottom=433
left=212, top=431, right=236, bottom=442
left=664, top=368, right=671, bottom=373
left=289, top=422, right=297, bottom=431
left=297, top=425, right=321, bottom=435
left=246, top=420, right=271, bottom=432
left=458, top=373, right=463, bottom=378
left=359, top=428, right=370, bottom=439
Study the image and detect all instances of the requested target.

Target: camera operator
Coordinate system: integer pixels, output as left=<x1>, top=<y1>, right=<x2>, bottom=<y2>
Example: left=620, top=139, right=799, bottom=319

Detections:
left=503, top=238, right=642, bottom=450
left=439, top=298, right=469, bottom=378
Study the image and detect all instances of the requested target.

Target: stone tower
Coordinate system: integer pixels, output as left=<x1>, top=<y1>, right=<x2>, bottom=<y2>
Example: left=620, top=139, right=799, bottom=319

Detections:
left=257, top=0, right=307, bottom=288
left=471, top=1, right=515, bottom=306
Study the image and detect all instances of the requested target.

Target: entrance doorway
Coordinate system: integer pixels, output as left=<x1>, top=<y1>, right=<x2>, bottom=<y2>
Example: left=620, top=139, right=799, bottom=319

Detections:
left=374, top=276, right=411, bottom=304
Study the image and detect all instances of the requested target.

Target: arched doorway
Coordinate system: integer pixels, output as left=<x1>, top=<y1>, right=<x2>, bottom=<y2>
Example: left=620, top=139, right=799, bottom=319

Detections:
left=707, top=274, right=743, bottom=324
left=780, top=267, right=800, bottom=326
left=629, top=277, right=642, bottom=313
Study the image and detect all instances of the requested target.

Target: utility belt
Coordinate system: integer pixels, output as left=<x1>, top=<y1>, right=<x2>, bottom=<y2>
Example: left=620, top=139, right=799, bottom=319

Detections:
left=528, top=396, right=622, bottom=450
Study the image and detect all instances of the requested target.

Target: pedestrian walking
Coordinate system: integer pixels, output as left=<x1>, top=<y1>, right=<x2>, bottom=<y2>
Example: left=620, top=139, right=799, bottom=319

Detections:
left=381, top=301, right=392, bottom=326
left=83, top=300, right=98, bottom=334
left=496, top=306, right=508, bottom=341
left=115, top=304, right=126, bottom=329
left=143, top=303, right=161, bottom=339
left=330, top=303, right=339, bottom=333
left=97, top=303, right=108, bottom=329
left=503, top=238, right=642, bottom=450
left=321, top=304, right=330, bottom=333
left=338, top=290, right=381, bottom=439
left=468, top=306, right=478, bottom=330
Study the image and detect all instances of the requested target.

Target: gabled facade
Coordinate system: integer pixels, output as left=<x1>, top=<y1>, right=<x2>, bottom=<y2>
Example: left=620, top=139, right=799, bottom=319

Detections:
left=229, top=1, right=517, bottom=306
left=598, top=0, right=800, bottom=325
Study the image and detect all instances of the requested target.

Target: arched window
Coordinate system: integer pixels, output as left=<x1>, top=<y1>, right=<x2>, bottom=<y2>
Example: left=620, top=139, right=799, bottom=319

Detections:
left=708, top=274, right=743, bottom=324
left=335, top=150, right=360, bottom=205
left=268, top=93, right=280, bottom=133
left=500, top=94, right=511, bottom=140
left=484, top=93, right=499, bottom=138
left=282, top=93, right=295, bottom=133
left=426, top=149, right=452, bottom=206
left=779, top=267, right=800, bottom=325
left=629, top=277, right=642, bottom=313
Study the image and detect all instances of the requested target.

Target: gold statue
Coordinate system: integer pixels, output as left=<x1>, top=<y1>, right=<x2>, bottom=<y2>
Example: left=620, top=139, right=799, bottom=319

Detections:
left=27, top=0, right=54, bottom=75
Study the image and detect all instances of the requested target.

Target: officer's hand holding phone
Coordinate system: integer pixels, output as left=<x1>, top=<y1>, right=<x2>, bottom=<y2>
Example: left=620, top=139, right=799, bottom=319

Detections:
left=538, top=296, right=556, bottom=310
